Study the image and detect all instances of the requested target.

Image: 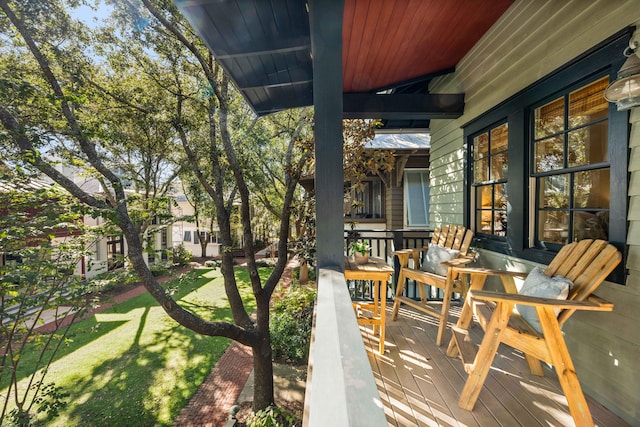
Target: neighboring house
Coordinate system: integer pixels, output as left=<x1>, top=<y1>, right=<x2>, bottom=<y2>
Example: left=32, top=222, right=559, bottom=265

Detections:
left=81, top=200, right=173, bottom=277
left=172, top=192, right=221, bottom=258
left=345, top=132, right=432, bottom=257
left=58, top=165, right=173, bottom=273
left=300, top=132, right=431, bottom=258
left=303, top=132, right=430, bottom=232
left=0, top=167, right=173, bottom=278
left=363, top=132, right=431, bottom=231
left=0, top=177, right=104, bottom=278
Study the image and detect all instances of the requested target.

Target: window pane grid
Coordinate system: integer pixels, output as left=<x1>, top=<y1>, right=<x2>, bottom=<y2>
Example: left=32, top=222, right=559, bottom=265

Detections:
left=472, top=122, right=508, bottom=237
left=532, top=77, right=610, bottom=246
left=568, top=76, right=609, bottom=127
left=534, top=97, right=564, bottom=140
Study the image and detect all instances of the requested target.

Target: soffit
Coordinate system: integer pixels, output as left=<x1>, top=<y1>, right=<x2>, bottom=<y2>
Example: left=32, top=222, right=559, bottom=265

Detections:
left=175, top=0, right=514, bottom=120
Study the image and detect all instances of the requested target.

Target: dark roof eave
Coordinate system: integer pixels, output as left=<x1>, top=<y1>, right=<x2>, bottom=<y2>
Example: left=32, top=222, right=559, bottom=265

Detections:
left=343, top=93, right=464, bottom=120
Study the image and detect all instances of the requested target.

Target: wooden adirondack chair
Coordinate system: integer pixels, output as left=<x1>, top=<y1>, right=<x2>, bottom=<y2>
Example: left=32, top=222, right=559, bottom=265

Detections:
left=446, top=239, right=621, bottom=427
left=391, top=225, right=475, bottom=346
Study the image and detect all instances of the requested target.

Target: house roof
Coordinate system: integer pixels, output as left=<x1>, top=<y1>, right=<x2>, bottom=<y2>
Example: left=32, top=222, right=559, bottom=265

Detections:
left=366, top=133, right=430, bottom=150
left=0, top=176, right=54, bottom=193
left=174, top=0, right=514, bottom=130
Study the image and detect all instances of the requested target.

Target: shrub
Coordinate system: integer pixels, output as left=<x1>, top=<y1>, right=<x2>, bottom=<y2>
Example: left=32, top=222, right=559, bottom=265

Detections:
left=272, top=285, right=316, bottom=315
left=254, top=239, right=266, bottom=251
left=172, top=244, right=192, bottom=266
left=256, top=258, right=277, bottom=268
left=149, top=262, right=172, bottom=277
left=245, top=405, right=296, bottom=427
left=270, top=286, right=316, bottom=364
left=204, top=259, right=220, bottom=268
left=292, top=265, right=316, bottom=282
left=88, top=267, right=139, bottom=293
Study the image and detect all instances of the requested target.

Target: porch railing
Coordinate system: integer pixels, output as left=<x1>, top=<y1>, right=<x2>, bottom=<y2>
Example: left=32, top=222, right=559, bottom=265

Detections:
left=344, top=228, right=445, bottom=300
left=344, top=228, right=431, bottom=260
left=303, top=268, right=387, bottom=426
left=303, top=228, right=444, bottom=426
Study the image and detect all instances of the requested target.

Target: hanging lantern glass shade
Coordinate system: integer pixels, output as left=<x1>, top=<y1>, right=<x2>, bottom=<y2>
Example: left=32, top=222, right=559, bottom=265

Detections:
left=604, top=52, right=640, bottom=111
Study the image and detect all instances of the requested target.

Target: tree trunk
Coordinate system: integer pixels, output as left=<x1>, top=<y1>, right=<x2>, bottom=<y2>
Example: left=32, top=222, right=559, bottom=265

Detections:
left=198, top=231, right=208, bottom=258
left=299, top=260, right=309, bottom=284
left=251, top=330, right=275, bottom=411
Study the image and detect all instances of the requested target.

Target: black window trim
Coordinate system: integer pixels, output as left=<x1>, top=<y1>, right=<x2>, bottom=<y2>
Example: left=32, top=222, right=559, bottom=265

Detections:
left=529, top=74, right=612, bottom=251
left=468, top=120, right=509, bottom=242
left=462, top=28, right=631, bottom=284
left=344, top=176, right=386, bottom=222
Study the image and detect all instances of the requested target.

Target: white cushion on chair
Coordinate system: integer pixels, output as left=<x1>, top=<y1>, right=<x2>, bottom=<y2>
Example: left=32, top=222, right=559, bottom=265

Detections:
left=420, top=245, right=460, bottom=277
left=516, top=266, right=572, bottom=333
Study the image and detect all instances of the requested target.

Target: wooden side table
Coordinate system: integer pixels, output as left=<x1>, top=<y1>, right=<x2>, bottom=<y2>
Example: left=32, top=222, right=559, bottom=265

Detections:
left=344, top=256, right=394, bottom=354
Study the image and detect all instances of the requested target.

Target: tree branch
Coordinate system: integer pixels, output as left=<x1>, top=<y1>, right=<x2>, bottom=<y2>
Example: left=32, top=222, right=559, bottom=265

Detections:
left=0, top=0, right=126, bottom=202
left=87, top=79, right=156, bottom=115
left=140, top=0, right=223, bottom=102
left=0, top=104, right=110, bottom=210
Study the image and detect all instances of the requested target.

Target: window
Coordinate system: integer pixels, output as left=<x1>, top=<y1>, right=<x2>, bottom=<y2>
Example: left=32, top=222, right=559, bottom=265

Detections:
left=463, top=31, right=629, bottom=283
left=471, top=123, right=508, bottom=237
left=404, top=170, right=430, bottom=227
left=532, top=77, right=610, bottom=247
left=183, top=230, right=191, bottom=242
left=161, top=228, right=168, bottom=248
left=107, top=235, right=124, bottom=271
left=344, top=178, right=384, bottom=220
left=161, top=229, right=168, bottom=260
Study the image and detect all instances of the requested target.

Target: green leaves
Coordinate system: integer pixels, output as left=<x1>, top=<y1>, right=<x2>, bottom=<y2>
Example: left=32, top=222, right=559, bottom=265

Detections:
left=270, top=286, right=316, bottom=365
left=0, top=172, right=100, bottom=424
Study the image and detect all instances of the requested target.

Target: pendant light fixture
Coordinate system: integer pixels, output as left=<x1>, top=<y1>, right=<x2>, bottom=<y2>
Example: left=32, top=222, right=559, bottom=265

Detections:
left=604, top=30, right=640, bottom=111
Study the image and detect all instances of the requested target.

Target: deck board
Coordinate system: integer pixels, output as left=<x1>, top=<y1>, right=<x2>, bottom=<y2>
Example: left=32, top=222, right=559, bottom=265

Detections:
left=357, top=303, right=630, bottom=427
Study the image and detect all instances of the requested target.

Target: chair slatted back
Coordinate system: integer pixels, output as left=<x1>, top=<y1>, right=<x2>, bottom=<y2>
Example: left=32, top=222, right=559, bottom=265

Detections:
left=431, top=225, right=448, bottom=246
left=445, top=226, right=458, bottom=248
left=543, top=239, right=621, bottom=326
left=429, top=225, right=474, bottom=257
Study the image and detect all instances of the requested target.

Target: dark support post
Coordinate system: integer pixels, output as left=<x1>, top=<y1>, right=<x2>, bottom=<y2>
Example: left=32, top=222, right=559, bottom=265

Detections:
left=392, top=229, right=404, bottom=294
left=310, top=0, right=344, bottom=272
left=307, top=7, right=386, bottom=426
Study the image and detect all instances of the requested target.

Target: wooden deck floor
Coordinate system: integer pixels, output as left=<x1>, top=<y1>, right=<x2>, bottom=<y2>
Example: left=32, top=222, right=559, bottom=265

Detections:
left=359, top=303, right=629, bottom=427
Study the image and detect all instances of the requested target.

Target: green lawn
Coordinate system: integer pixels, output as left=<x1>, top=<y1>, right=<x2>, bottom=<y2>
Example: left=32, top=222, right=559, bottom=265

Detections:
left=3, top=266, right=264, bottom=427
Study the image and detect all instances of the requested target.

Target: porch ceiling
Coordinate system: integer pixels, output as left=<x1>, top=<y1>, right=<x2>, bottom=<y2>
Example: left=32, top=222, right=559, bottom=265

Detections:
left=175, top=0, right=513, bottom=129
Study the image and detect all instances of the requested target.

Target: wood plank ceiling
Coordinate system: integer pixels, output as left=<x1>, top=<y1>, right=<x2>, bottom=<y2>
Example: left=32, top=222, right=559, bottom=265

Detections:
left=175, top=0, right=514, bottom=126
left=343, top=0, right=513, bottom=93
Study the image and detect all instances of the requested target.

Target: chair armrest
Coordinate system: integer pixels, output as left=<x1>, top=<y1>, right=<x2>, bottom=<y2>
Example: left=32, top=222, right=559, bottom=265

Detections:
left=392, top=249, right=413, bottom=268
left=441, top=257, right=475, bottom=268
left=441, top=264, right=528, bottom=279
left=586, top=294, right=615, bottom=309
left=391, top=249, right=414, bottom=256
left=393, top=247, right=427, bottom=268
left=470, top=290, right=614, bottom=312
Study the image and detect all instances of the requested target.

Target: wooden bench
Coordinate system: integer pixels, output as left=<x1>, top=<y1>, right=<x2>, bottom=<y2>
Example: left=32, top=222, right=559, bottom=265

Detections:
left=391, top=225, right=474, bottom=346
left=446, top=239, right=621, bottom=427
